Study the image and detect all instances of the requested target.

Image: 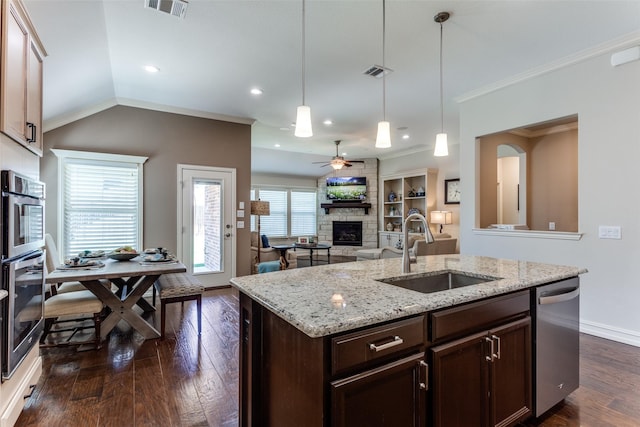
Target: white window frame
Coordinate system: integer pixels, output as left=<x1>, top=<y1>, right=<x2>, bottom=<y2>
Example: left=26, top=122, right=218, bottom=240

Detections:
left=51, top=149, right=148, bottom=260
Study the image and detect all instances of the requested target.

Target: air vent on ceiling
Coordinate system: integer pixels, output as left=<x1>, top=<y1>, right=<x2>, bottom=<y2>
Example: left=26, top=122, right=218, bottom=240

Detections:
left=363, top=65, right=393, bottom=78
left=145, top=0, right=188, bottom=19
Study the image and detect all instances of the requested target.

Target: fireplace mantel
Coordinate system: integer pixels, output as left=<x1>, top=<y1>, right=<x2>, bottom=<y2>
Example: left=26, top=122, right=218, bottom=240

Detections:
left=320, top=202, right=372, bottom=214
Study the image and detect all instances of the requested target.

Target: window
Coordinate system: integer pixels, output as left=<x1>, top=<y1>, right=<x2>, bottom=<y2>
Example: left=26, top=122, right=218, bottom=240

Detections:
left=251, top=187, right=317, bottom=237
left=52, top=149, right=148, bottom=260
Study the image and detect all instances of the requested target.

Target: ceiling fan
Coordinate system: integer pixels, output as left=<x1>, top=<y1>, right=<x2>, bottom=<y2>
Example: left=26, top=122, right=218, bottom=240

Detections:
left=314, top=140, right=365, bottom=170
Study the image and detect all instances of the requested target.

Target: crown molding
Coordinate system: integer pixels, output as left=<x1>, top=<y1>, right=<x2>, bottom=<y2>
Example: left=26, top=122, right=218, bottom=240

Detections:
left=42, top=98, right=255, bottom=132
left=456, top=30, right=640, bottom=104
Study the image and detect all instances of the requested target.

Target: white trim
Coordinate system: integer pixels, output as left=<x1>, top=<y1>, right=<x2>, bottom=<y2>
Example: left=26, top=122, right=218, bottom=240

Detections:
left=176, top=164, right=237, bottom=285
left=51, top=148, right=148, bottom=164
left=472, top=228, right=583, bottom=241
left=581, top=320, right=640, bottom=348
left=52, top=149, right=147, bottom=258
left=457, top=30, right=640, bottom=104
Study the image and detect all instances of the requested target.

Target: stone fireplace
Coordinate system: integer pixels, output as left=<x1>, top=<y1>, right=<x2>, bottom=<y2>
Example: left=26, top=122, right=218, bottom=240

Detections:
left=332, top=221, right=363, bottom=246
left=316, top=158, right=378, bottom=257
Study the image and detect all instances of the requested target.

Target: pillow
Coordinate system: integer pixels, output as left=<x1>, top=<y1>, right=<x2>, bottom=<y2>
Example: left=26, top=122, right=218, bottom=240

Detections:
left=261, top=234, right=270, bottom=248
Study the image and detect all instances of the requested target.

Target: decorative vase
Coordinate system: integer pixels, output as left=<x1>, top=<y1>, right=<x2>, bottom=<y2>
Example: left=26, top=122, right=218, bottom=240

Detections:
left=388, top=191, right=396, bottom=202
left=386, top=222, right=394, bottom=231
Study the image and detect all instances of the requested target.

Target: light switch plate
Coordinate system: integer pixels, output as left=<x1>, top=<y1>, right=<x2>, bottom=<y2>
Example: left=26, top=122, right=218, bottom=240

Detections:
left=598, top=225, right=621, bottom=239
left=237, top=221, right=245, bottom=229
left=237, top=210, right=244, bottom=218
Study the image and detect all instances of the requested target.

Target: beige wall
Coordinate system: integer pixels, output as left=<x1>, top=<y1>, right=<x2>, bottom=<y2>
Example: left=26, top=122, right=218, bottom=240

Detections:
left=478, top=129, right=577, bottom=231
left=40, top=105, right=253, bottom=277
left=529, top=129, right=578, bottom=231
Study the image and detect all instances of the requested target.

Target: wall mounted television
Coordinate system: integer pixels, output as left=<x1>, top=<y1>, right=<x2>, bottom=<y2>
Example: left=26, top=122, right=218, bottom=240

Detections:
left=326, top=176, right=367, bottom=201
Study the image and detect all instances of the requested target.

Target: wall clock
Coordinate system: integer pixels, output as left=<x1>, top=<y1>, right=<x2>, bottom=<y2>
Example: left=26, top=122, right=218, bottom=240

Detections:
left=445, top=179, right=460, bottom=204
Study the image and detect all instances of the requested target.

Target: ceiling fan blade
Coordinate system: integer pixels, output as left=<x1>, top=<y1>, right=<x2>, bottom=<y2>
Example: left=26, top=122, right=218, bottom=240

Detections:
left=346, top=160, right=365, bottom=163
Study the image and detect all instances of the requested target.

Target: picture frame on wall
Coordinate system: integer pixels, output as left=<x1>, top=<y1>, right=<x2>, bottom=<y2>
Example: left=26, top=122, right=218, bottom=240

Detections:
left=445, top=179, right=460, bottom=204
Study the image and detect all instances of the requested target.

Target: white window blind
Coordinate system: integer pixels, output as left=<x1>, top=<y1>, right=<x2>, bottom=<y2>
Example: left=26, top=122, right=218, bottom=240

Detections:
left=291, top=190, right=316, bottom=236
left=251, top=187, right=317, bottom=237
left=53, top=149, right=147, bottom=261
left=257, top=189, right=287, bottom=237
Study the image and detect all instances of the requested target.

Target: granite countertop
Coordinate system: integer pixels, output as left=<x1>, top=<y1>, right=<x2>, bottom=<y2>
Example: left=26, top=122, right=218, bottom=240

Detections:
left=230, top=254, right=587, bottom=338
left=0, top=289, right=7, bottom=301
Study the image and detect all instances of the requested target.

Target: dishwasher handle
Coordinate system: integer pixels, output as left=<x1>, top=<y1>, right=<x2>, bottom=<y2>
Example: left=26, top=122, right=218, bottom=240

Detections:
left=539, top=287, right=580, bottom=305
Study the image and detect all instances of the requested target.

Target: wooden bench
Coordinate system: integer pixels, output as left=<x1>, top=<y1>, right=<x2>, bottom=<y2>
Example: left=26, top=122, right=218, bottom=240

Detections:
left=154, top=273, right=204, bottom=339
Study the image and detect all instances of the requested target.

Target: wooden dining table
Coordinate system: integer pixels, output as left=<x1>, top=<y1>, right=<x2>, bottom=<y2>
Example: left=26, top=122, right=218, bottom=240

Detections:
left=45, top=257, right=186, bottom=340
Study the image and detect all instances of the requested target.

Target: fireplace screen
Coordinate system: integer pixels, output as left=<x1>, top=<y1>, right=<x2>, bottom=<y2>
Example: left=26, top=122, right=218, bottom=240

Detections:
left=332, top=221, right=363, bottom=246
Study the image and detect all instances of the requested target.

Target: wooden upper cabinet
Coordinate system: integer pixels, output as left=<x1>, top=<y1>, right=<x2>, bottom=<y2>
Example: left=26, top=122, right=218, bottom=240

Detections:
left=1, top=0, right=46, bottom=156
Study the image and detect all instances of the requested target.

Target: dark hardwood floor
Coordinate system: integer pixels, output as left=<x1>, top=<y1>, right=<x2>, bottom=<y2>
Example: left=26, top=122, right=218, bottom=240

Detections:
left=16, top=287, right=640, bottom=427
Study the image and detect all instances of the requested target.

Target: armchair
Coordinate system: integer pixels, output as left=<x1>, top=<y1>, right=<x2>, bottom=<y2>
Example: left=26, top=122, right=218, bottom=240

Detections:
left=356, top=235, right=457, bottom=261
left=250, top=232, right=297, bottom=272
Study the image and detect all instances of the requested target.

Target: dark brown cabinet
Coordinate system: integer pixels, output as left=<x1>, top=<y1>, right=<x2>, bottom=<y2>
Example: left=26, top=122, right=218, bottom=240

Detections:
left=239, top=292, right=429, bottom=427
left=331, top=352, right=427, bottom=427
left=240, top=289, right=533, bottom=427
left=430, top=294, right=532, bottom=427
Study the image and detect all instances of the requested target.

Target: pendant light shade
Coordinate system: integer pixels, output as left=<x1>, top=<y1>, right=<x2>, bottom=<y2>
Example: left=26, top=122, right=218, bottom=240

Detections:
left=434, top=11, right=450, bottom=157
left=434, top=133, right=448, bottom=156
left=295, top=105, right=313, bottom=137
left=376, top=0, right=391, bottom=148
left=376, top=121, right=391, bottom=148
left=295, top=0, right=312, bottom=138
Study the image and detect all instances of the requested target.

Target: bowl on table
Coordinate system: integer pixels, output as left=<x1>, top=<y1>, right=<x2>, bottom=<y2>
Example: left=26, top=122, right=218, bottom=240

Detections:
left=107, top=251, right=139, bottom=261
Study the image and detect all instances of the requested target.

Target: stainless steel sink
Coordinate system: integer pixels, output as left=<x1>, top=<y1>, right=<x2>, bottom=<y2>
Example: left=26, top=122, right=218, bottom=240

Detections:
left=378, top=272, right=501, bottom=294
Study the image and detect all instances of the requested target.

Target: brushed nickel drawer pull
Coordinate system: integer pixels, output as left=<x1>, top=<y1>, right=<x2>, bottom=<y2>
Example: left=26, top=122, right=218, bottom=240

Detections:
left=491, top=335, right=501, bottom=360
left=369, top=335, right=404, bottom=352
left=419, top=360, right=429, bottom=390
left=485, top=336, right=494, bottom=362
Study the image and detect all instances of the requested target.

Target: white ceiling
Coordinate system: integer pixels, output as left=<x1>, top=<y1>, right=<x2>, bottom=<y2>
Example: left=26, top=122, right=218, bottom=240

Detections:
left=23, top=0, right=640, bottom=177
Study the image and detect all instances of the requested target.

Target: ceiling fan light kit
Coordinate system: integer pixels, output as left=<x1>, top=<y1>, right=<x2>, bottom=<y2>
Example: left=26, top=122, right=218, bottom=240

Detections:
left=434, top=11, right=450, bottom=157
left=295, top=0, right=313, bottom=138
left=314, top=140, right=365, bottom=169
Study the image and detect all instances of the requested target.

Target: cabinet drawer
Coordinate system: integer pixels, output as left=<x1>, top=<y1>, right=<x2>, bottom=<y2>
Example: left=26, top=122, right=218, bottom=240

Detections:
left=430, top=290, right=529, bottom=343
left=332, top=315, right=425, bottom=376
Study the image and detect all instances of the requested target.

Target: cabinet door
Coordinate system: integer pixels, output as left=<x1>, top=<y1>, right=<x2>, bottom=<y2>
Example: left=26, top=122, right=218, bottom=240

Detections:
left=26, top=39, right=43, bottom=154
left=1, top=1, right=29, bottom=144
left=331, top=353, right=427, bottom=427
left=431, top=331, right=490, bottom=427
left=489, top=317, right=532, bottom=427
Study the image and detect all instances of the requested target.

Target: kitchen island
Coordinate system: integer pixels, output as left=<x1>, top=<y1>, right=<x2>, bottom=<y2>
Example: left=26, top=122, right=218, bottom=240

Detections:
left=231, top=254, right=586, bottom=427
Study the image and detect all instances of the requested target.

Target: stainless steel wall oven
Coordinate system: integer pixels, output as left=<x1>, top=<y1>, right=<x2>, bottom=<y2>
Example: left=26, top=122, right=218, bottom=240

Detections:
left=1, top=251, right=44, bottom=380
left=1, top=170, right=45, bottom=381
left=1, top=170, right=45, bottom=260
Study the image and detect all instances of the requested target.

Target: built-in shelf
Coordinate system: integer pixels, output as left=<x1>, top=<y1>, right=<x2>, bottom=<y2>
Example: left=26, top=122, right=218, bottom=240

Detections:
left=320, top=202, right=372, bottom=214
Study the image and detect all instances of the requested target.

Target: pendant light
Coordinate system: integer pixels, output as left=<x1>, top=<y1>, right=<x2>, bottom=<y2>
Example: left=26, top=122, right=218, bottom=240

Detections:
left=433, top=11, right=450, bottom=157
left=295, top=0, right=312, bottom=137
left=375, top=0, right=391, bottom=148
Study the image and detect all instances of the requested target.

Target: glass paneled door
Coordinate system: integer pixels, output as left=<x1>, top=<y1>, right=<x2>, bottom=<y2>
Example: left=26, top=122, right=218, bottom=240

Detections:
left=178, top=165, right=236, bottom=287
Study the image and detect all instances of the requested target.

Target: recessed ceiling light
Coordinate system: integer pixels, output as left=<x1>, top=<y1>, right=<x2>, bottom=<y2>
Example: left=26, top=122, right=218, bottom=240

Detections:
left=274, top=144, right=281, bottom=148
left=250, top=88, right=263, bottom=95
left=144, top=65, right=160, bottom=73
left=279, top=127, right=290, bottom=131
left=402, top=134, right=410, bottom=140
left=323, top=119, right=333, bottom=125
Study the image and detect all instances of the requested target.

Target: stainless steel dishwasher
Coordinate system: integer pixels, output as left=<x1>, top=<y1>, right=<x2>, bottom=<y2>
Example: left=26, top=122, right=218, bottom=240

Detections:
left=532, top=277, right=580, bottom=417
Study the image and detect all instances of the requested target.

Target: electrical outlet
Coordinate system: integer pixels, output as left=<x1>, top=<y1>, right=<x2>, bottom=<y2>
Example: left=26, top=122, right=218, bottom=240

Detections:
left=548, top=222, right=556, bottom=231
left=598, top=226, right=621, bottom=239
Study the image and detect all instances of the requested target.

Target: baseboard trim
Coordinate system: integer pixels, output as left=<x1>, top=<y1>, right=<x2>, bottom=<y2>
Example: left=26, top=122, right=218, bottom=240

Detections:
left=581, top=320, right=640, bottom=348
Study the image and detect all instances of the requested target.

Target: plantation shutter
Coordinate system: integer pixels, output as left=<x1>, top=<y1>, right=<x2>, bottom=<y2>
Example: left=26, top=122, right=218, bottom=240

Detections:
left=291, top=190, right=316, bottom=236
